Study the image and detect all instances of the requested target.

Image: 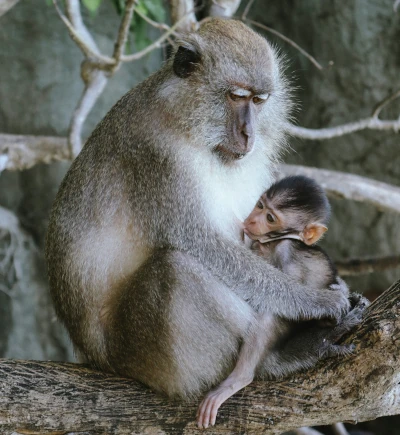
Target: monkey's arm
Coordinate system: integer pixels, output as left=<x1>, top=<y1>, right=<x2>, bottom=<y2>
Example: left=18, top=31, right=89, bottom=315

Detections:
left=128, top=151, right=349, bottom=321
left=177, top=234, right=349, bottom=320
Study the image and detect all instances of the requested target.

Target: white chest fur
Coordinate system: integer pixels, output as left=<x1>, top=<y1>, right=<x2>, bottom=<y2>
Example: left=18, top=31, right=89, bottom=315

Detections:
left=194, top=147, right=273, bottom=240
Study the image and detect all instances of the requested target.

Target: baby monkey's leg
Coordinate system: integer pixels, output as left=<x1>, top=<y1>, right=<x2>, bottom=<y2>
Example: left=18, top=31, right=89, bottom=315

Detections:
left=197, top=314, right=287, bottom=429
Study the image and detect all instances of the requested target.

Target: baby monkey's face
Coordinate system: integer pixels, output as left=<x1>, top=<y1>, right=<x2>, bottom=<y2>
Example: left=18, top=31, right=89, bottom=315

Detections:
left=243, top=193, right=284, bottom=239
left=243, top=192, right=327, bottom=246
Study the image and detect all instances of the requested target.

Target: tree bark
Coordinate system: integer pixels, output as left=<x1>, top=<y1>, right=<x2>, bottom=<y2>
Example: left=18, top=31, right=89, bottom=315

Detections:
left=1, top=279, right=400, bottom=434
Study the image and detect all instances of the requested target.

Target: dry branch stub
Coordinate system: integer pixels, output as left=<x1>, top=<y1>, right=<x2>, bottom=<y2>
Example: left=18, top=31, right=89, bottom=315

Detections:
left=0, top=280, right=400, bottom=434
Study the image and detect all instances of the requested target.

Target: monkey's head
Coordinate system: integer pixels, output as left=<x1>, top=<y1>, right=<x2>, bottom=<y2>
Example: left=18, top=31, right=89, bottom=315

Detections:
left=165, top=18, right=291, bottom=163
left=244, top=176, right=331, bottom=245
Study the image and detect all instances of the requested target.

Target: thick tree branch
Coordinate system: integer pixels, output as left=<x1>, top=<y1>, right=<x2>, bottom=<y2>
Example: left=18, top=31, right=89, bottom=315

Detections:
left=280, top=164, right=400, bottom=214
left=0, top=134, right=69, bottom=171
left=1, top=279, right=400, bottom=434
left=335, top=255, right=400, bottom=276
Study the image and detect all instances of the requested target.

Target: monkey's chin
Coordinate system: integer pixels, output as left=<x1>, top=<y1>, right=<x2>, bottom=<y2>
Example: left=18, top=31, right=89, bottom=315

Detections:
left=243, top=228, right=263, bottom=241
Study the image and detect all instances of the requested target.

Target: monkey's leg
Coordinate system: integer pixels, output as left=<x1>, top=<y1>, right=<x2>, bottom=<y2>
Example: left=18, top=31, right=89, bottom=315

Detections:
left=104, top=249, right=255, bottom=399
left=197, top=314, right=288, bottom=428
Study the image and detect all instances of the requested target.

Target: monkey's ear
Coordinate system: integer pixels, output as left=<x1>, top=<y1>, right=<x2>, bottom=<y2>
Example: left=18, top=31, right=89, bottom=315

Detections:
left=173, top=44, right=201, bottom=78
left=300, top=223, right=327, bottom=245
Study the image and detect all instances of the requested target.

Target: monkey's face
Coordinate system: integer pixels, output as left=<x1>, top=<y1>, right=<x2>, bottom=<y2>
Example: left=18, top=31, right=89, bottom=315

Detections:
left=170, top=19, right=291, bottom=164
left=214, top=88, right=270, bottom=161
left=243, top=194, right=285, bottom=239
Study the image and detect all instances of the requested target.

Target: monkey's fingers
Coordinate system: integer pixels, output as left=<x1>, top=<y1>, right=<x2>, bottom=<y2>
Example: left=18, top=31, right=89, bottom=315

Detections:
left=329, top=301, right=369, bottom=342
left=320, top=343, right=355, bottom=359
left=348, top=293, right=370, bottom=310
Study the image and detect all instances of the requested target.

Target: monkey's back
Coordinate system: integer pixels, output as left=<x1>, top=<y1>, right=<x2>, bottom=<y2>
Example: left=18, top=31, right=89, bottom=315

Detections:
left=254, top=239, right=338, bottom=290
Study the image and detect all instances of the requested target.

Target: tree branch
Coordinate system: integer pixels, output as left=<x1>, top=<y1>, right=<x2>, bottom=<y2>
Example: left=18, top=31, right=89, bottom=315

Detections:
left=287, top=88, right=400, bottom=140
left=68, top=69, right=108, bottom=156
left=112, top=0, right=137, bottom=66
left=0, top=134, right=69, bottom=171
left=208, top=0, right=242, bottom=18
left=0, top=0, right=20, bottom=17
left=279, top=164, right=400, bottom=214
left=121, top=15, right=191, bottom=62
left=2, top=135, right=400, bottom=218
left=335, top=255, right=400, bottom=277
left=170, top=0, right=198, bottom=32
left=1, top=279, right=400, bottom=434
left=245, top=18, right=324, bottom=71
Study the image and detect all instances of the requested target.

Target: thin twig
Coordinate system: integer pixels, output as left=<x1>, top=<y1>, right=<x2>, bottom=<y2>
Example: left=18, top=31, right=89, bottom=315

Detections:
left=52, top=0, right=113, bottom=65
left=287, top=116, right=400, bottom=140
left=135, top=7, right=176, bottom=34
left=372, top=88, right=400, bottom=118
left=65, top=0, right=101, bottom=55
left=241, top=0, right=255, bottom=20
left=335, top=255, right=400, bottom=277
left=122, top=14, right=192, bottom=62
left=245, top=18, right=324, bottom=70
left=113, top=0, right=137, bottom=65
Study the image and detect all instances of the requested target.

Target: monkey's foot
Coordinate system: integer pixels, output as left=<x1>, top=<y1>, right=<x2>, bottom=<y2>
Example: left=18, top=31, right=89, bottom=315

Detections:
left=197, top=378, right=251, bottom=428
left=319, top=294, right=370, bottom=358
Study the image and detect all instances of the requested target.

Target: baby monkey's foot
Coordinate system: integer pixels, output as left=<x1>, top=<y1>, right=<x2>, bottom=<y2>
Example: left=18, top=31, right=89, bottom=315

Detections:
left=197, top=375, right=252, bottom=429
left=319, top=293, right=370, bottom=358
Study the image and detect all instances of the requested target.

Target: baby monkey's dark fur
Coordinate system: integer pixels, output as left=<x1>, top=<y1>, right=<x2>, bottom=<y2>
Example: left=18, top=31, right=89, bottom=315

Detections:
left=249, top=176, right=339, bottom=290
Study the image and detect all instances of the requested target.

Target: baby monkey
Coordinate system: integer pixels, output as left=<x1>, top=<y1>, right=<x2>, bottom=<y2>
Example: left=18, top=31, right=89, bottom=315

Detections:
left=245, top=175, right=339, bottom=290
left=197, top=175, right=354, bottom=428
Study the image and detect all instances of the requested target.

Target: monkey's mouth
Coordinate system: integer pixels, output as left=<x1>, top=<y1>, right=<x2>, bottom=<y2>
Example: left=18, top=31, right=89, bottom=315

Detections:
left=243, top=228, right=263, bottom=240
left=244, top=229, right=302, bottom=243
left=214, top=145, right=247, bottom=161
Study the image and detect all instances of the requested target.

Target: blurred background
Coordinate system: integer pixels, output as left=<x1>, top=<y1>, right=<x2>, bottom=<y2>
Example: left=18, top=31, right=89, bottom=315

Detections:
left=0, top=1, right=399, bottom=434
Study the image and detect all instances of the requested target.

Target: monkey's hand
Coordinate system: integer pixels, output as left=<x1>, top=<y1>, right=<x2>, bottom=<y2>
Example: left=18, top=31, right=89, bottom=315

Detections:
left=297, top=284, right=351, bottom=323
left=317, top=293, right=370, bottom=358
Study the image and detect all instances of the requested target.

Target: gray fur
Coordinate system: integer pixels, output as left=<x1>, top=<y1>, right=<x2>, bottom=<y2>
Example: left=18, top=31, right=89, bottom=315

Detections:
left=46, top=19, right=350, bottom=399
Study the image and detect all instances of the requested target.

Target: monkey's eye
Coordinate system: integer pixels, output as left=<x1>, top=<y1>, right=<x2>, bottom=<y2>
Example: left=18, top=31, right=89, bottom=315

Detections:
left=229, top=92, right=247, bottom=102
left=267, top=213, right=275, bottom=223
left=253, top=95, right=269, bottom=105
left=257, top=201, right=264, bottom=209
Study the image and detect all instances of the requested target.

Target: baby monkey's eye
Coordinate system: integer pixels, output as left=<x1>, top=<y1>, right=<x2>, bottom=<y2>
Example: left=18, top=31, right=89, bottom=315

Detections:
left=257, top=201, right=264, bottom=209
left=267, top=213, right=275, bottom=223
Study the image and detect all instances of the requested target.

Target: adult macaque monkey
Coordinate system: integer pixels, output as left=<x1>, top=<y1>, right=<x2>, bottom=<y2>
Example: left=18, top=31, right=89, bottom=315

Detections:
left=46, top=19, right=355, bottom=403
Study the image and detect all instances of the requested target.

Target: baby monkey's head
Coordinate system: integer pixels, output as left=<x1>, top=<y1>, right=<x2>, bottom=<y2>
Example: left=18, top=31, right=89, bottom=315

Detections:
left=244, top=175, right=331, bottom=245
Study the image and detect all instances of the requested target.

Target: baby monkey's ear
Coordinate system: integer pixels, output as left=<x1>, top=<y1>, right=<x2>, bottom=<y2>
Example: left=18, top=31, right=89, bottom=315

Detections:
left=300, top=223, right=328, bottom=245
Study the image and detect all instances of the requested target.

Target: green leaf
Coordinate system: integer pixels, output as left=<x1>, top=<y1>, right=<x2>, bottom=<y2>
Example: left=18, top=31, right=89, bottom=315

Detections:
left=136, top=0, right=148, bottom=16
left=82, top=0, right=103, bottom=13
left=144, top=0, right=166, bottom=22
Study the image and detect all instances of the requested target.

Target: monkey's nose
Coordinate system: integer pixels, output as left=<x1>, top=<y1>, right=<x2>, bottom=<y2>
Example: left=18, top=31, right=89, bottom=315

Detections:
left=240, top=123, right=254, bottom=150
